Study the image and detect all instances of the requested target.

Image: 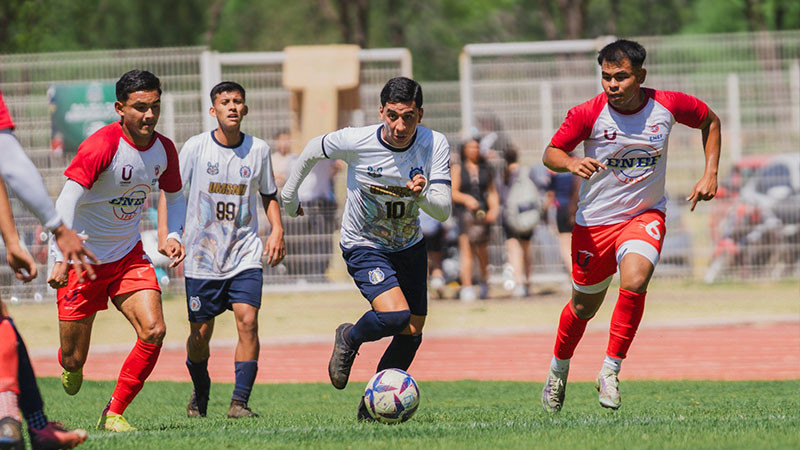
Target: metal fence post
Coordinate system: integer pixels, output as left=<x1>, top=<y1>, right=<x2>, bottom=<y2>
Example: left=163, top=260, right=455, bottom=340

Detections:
left=727, top=73, right=742, bottom=161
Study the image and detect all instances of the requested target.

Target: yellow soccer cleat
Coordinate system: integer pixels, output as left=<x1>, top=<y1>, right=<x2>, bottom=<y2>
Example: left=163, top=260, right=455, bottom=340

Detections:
left=96, top=413, right=137, bottom=433
left=61, top=369, right=83, bottom=396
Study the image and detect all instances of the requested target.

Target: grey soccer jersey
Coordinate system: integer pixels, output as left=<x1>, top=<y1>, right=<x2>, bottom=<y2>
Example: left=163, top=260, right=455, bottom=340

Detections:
left=323, top=124, right=451, bottom=251
left=180, top=131, right=277, bottom=279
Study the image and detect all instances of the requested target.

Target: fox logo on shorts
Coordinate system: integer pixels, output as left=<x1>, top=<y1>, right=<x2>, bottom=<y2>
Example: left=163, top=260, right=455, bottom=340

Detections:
left=189, top=296, right=202, bottom=312
left=576, top=250, right=594, bottom=268
left=368, top=267, right=385, bottom=284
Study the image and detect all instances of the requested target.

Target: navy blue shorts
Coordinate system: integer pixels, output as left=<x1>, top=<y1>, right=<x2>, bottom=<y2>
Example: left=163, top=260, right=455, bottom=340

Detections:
left=185, top=268, right=263, bottom=323
left=341, top=239, right=428, bottom=316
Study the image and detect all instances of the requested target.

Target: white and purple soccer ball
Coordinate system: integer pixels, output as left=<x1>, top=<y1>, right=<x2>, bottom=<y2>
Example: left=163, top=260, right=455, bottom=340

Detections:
left=363, top=368, right=420, bottom=424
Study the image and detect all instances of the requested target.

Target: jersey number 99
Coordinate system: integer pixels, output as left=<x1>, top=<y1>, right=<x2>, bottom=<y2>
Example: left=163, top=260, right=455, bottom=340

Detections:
left=216, top=201, right=236, bottom=221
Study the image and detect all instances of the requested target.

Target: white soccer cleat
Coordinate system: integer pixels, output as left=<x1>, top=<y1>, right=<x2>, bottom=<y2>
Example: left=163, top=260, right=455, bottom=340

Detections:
left=595, top=367, right=621, bottom=410
left=541, top=367, right=568, bottom=413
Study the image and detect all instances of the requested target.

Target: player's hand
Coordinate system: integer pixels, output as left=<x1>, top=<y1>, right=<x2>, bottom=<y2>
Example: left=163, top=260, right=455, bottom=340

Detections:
left=406, top=174, right=427, bottom=197
left=687, top=173, right=718, bottom=211
left=263, top=230, right=286, bottom=267
left=567, top=157, right=606, bottom=179
left=5, top=242, right=37, bottom=282
left=53, top=224, right=97, bottom=282
left=163, top=238, right=186, bottom=268
left=47, top=261, right=69, bottom=289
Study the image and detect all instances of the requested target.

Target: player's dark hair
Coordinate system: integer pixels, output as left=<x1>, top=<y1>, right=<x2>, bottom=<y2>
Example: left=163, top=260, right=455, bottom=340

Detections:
left=210, top=81, right=246, bottom=103
left=116, top=70, right=161, bottom=102
left=597, top=40, right=647, bottom=69
left=380, top=77, right=423, bottom=108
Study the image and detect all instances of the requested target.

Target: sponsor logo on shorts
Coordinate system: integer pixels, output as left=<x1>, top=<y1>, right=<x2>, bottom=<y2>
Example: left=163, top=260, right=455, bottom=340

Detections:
left=368, top=267, right=385, bottom=284
left=576, top=250, right=594, bottom=268
left=189, top=296, right=201, bottom=312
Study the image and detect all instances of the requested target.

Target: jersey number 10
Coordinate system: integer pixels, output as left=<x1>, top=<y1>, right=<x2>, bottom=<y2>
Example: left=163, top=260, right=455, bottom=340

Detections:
left=385, top=201, right=405, bottom=219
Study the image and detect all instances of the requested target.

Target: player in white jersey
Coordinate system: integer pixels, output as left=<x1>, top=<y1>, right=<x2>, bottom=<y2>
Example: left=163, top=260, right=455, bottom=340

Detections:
left=46, top=70, right=187, bottom=432
left=540, top=40, right=721, bottom=412
left=282, top=77, right=451, bottom=420
left=157, top=81, right=285, bottom=418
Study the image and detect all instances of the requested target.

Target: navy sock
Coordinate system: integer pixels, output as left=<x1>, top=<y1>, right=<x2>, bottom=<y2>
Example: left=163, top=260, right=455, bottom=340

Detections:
left=377, top=334, right=422, bottom=372
left=8, top=319, right=45, bottom=425
left=347, top=310, right=410, bottom=346
left=232, top=360, right=258, bottom=403
left=186, top=358, right=211, bottom=397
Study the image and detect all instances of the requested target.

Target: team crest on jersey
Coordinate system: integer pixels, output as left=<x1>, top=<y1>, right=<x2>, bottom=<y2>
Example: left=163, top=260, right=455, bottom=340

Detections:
left=604, top=144, right=662, bottom=185
left=240, top=165, right=251, bottom=178
left=120, top=164, right=134, bottom=185
left=367, top=166, right=383, bottom=178
left=604, top=129, right=617, bottom=140
left=189, top=296, right=201, bottom=312
left=207, top=162, right=219, bottom=175
left=576, top=250, right=594, bottom=268
left=154, top=165, right=161, bottom=177
left=108, top=184, right=151, bottom=220
left=408, top=166, right=424, bottom=179
left=649, top=124, right=660, bottom=133
left=368, top=267, right=385, bottom=284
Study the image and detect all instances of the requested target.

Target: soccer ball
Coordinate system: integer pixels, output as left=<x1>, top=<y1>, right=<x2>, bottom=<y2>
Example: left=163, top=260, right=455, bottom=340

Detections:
left=363, top=368, right=420, bottom=424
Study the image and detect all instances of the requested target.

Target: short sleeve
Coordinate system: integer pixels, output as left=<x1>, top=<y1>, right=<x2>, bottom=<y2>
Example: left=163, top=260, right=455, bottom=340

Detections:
left=550, top=94, right=607, bottom=153
left=260, top=144, right=278, bottom=196
left=64, top=124, right=120, bottom=189
left=178, top=139, right=195, bottom=189
left=158, top=135, right=183, bottom=193
left=654, top=90, right=709, bottom=128
left=429, top=133, right=451, bottom=185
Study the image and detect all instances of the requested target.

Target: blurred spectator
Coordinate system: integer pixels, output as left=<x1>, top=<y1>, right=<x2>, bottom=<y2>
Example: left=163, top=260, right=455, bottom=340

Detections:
left=271, top=129, right=295, bottom=191
left=545, top=171, right=581, bottom=273
left=419, top=210, right=448, bottom=298
left=500, top=148, right=544, bottom=298
left=451, top=138, right=500, bottom=301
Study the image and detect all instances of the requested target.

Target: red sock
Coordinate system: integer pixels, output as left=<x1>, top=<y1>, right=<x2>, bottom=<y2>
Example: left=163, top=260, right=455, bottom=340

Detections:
left=108, top=339, right=161, bottom=415
left=0, top=320, right=20, bottom=394
left=553, top=301, right=591, bottom=360
left=607, top=288, right=647, bottom=359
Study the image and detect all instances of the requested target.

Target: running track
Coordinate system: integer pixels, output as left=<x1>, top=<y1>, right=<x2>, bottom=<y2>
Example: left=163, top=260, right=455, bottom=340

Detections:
left=29, top=321, right=800, bottom=383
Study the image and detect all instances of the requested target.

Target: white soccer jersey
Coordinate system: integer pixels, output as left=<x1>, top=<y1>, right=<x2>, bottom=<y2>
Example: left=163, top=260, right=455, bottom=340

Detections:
left=322, top=124, right=451, bottom=251
left=550, top=88, right=709, bottom=226
left=180, top=131, right=277, bottom=279
left=63, top=121, right=182, bottom=263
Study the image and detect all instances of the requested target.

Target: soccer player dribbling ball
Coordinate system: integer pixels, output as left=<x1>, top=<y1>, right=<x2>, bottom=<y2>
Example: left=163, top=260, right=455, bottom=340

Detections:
left=281, top=77, right=452, bottom=420
left=47, top=70, right=187, bottom=432
left=541, top=40, right=721, bottom=412
left=157, top=81, right=285, bottom=418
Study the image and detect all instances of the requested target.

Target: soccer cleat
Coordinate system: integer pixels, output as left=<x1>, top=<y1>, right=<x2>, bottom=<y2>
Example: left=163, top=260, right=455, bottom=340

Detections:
left=595, top=367, right=622, bottom=410
left=61, top=369, right=83, bottom=396
left=187, top=389, right=208, bottom=418
left=0, top=417, right=23, bottom=450
left=356, top=396, right=376, bottom=423
left=96, top=411, right=136, bottom=433
left=29, top=421, right=87, bottom=450
left=541, top=367, right=568, bottom=413
left=328, top=323, right=358, bottom=390
left=227, top=400, right=259, bottom=418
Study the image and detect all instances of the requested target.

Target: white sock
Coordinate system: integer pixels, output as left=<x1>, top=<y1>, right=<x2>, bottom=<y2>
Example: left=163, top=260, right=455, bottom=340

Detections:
left=550, top=356, right=570, bottom=373
left=602, top=355, right=622, bottom=373
left=0, top=391, right=21, bottom=421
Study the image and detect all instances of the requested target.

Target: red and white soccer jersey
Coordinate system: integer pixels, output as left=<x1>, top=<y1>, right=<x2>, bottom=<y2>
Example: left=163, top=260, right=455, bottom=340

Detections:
left=64, top=121, right=181, bottom=263
left=0, top=90, right=15, bottom=131
left=550, top=88, right=708, bottom=227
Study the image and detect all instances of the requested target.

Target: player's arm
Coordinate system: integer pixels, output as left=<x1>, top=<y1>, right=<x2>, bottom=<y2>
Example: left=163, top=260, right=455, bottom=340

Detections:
left=48, top=180, right=91, bottom=288
left=0, top=176, right=36, bottom=282
left=159, top=189, right=186, bottom=268
left=261, top=193, right=285, bottom=267
left=543, top=144, right=606, bottom=179
left=280, top=135, right=327, bottom=217
left=687, top=108, right=721, bottom=211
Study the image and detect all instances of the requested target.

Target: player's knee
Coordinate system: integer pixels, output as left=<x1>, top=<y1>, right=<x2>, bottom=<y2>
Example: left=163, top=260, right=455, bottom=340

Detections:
left=375, top=310, right=411, bottom=335
left=140, top=322, right=166, bottom=344
left=60, top=351, right=85, bottom=372
left=236, top=315, right=258, bottom=338
left=620, top=274, right=649, bottom=293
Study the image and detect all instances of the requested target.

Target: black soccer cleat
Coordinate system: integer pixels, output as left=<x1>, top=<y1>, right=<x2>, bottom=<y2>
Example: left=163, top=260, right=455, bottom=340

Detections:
left=187, top=389, right=208, bottom=418
left=227, top=400, right=259, bottom=418
left=357, top=396, right=376, bottom=422
left=328, top=323, right=358, bottom=390
left=0, top=417, right=23, bottom=450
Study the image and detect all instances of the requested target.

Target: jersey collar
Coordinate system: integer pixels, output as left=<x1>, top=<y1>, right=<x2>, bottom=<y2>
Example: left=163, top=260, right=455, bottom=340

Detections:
left=376, top=125, right=417, bottom=152
left=210, top=130, right=245, bottom=148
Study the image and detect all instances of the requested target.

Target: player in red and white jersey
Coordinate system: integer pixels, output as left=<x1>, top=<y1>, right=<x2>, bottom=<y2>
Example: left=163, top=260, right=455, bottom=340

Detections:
left=541, top=40, right=721, bottom=412
left=46, top=70, right=187, bottom=432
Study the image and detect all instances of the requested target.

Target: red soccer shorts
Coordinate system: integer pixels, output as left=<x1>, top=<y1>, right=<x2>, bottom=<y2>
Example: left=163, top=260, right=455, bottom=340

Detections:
left=571, top=209, right=666, bottom=292
left=57, top=241, right=160, bottom=321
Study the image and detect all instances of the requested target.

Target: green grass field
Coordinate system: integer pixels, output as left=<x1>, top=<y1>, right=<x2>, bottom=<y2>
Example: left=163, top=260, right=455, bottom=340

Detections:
left=35, top=378, right=800, bottom=450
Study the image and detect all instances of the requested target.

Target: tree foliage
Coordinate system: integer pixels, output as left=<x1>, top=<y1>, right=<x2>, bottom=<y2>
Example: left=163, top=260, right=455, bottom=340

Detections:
left=0, top=0, right=797, bottom=80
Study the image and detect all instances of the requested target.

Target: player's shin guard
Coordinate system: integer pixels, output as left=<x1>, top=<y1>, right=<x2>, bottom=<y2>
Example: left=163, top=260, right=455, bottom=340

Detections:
left=376, top=334, right=422, bottom=372
left=347, top=310, right=411, bottom=347
left=108, top=339, right=161, bottom=415
left=553, top=301, right=591, bottom=360
left=232, top=360, right=257, bottom=403
left=607, top=288, right=646, bottom=359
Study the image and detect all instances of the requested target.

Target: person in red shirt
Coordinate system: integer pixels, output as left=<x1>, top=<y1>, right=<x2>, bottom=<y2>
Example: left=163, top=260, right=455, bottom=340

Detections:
left=46, top=70, right=186, bottom=432
left=541, top=40, right=721, bottom=412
